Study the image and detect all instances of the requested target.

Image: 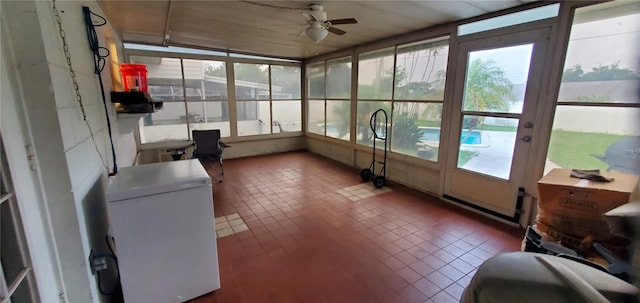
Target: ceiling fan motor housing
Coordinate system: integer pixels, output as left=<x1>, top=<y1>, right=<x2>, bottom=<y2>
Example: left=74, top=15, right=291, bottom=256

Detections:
left=308, top=4, right=327, bottom=22
left=303, top=4, right=356, bottom=43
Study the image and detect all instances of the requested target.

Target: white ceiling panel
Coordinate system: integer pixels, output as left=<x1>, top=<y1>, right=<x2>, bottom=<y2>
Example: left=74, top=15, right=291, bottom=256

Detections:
left=99, top=0, right=538, bottom=59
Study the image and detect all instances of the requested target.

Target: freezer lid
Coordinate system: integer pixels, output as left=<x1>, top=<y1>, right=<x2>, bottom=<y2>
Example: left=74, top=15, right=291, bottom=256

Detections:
left=106, top=159, right=212, bottom=202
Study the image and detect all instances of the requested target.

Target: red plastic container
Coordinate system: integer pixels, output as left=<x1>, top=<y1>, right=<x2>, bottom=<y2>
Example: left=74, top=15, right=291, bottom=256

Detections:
left=119, top=63, right=148, bottom=92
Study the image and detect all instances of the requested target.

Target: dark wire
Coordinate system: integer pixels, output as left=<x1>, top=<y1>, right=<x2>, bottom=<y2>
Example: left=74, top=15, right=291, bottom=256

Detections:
left=96, top=255, right=120, bottom=296
left=102, top=235, right=121, bottom=296
left=83, top=6, right=118, bottom=176
left=83, top=6, right=122, bottom=296
left=92, top=235, right=122, bottom=296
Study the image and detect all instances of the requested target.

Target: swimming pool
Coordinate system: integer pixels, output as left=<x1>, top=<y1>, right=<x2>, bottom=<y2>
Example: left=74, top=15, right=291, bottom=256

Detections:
left=419, top=127, right=482, bottom=145
left=322, top=125, right=482, bottom=145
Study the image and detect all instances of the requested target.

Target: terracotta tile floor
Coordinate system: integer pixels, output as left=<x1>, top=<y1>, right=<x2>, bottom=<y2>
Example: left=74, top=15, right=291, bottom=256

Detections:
left=191, top=152, right=524, bottom=303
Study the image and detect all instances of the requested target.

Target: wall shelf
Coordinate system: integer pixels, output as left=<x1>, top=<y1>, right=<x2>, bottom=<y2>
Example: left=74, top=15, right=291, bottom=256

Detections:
left=111, top=91, right=163, bottom=114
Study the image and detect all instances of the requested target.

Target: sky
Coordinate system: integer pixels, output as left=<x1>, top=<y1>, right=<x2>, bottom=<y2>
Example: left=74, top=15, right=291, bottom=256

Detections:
left=468, top=44, right=533, bottom=85
left=564, top=12, right=639, bottom=72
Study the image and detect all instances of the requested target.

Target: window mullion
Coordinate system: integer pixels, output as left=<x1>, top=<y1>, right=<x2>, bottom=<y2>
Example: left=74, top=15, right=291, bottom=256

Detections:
left=3, top=268, right=30, bottom=302
left=179, top=58, right=191, bottom=140
left=324, top=60, right=328, bottom=137
left=268, top=65, right=273, bottom=134
left=227, top=60, right=238, bottom=138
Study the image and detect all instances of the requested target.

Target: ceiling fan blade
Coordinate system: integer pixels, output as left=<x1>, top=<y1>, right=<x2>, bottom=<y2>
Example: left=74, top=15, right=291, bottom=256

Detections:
left=327, top=18, right=357, bottom=25
left=271, top=22, right=309, bottom=27
left=296, top=27, right=308, bottom=37
left=327, top=26, right=347, bottom=36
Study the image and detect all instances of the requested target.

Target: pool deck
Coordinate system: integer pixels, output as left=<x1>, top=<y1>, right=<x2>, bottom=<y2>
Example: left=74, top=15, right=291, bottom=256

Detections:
left=460, top=130, right=516, bottom=179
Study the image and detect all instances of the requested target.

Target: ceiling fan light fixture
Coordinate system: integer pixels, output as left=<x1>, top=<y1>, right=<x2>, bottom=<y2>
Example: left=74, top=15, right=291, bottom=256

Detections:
left=305, top=26, right=328, bottom=43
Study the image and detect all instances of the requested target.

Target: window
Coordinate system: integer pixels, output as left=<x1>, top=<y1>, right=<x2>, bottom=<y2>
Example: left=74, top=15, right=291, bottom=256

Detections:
left=395, top=40, right=447, bottom=101
left=132, top=56, right=190, bottom=143
left=351, top=38, right=450, bottom=160
left=306, top=57, right=352, bottom=141
left=326, top=57, right=352, bottom=99
left=306, top=63, right=325, bottom=135
left=272, top=66, right=302, bottom=133
left=234, top=63, right=269, bottom=136
left=392, top=102, right=443, bottom=159
left=358, top=48, right=395, bottom=100
left=235, top=63, right=302, bottom=136
left=545, top=2, right=640, bottom=175
left=326, top=101, right=350, bottom=140
left=391, top=39, right=449, bottom=161
left=0, top=138, right=37, bottom=302
left=307, top=99, right=325, bottom=135
left=356, top=100, right=391, bottom=146
left=458, top=3, right=559, bottom=36
left=131, top=50, right=302, bottom=143
left=326, top=57, right=353, bottom=139
left=134, top=57, right=232, bottom=142
left=185, top=59, right=230, bottom=136
left=307, top=38, right=450, bottom=158
left=307, top=63, right=325, bottom=99
left=356, top=48, right=394, bottom=146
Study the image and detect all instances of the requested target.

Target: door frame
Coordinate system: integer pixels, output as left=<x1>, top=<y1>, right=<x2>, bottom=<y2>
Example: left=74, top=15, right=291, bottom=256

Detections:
left=0, top=135, right=39, bottom=302
left=442, top=25, right=552, bottom=223
left=1, top=13, right=61, bottom=301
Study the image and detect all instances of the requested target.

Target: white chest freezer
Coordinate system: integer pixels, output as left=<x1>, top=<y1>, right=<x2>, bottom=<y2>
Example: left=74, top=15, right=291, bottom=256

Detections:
left=106, top=160, right=220, bottom=303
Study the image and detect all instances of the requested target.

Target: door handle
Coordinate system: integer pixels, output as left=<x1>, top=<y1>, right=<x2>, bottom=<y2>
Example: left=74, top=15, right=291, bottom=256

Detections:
left=522, top=135, right=532, bottom=142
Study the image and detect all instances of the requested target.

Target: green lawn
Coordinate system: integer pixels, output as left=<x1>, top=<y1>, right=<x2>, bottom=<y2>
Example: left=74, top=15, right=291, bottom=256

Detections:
left=477, top=124, right=517, bottom=132
left=547, top=130, right=632, bottom=170
left=458, top=150, right=479, bottom=165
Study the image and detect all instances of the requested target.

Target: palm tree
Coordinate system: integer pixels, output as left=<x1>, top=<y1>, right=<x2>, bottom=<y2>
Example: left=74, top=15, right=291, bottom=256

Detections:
left=464, top=59, right=515, bottom=112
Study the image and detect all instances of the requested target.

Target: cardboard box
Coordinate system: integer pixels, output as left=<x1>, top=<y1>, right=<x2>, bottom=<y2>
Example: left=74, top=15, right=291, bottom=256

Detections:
left=603, top=201, right=640, bottom=238
left=536, top=168, right=639, bottom=240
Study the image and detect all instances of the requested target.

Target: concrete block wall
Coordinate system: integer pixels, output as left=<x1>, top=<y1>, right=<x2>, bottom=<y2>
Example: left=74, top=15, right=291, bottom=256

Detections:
left=2, top=0, right=136, bottom=302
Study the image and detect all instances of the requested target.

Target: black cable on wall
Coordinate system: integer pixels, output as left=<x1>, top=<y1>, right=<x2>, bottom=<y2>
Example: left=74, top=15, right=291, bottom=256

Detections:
left=83, top=6, right=118, bottom=176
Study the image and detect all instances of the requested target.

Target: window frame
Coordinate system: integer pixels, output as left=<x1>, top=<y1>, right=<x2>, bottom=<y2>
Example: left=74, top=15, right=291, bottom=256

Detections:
left=123, top=48, right=303, bottom=147
left=305, top=56, right=354, bottom=142
left=355, top=37, right=451, bottom=162
left=543, top=1, right=640, bottom=174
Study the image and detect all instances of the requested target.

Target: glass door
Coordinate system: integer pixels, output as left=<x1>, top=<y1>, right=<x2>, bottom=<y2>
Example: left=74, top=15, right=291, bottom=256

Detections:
left=444, top=27, right=550, bottom=220
left=0, top=135, right=38, bottom=303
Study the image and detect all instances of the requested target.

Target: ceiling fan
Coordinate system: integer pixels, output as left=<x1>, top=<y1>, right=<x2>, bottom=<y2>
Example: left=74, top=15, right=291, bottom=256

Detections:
left=300, top=4, right=357, bottom=43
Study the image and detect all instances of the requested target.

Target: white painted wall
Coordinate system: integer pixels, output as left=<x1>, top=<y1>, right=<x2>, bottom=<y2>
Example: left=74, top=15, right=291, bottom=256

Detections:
left=307, top=137, right=442, bottom=195
left=2, top=0, right=136, bottom=302
left=222, top=137, right=306, bottom=159
left=3, top=1, right=94, bottom=301
left=306, top=138, right=353, bottom=166
left=139, top=136, right=306, bottom=165
left=0, top=16, right=62, bottom=302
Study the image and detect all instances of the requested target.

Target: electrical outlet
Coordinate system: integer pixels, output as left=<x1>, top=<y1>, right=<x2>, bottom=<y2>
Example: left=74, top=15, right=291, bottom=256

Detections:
left=89, top=250, right=108, bottom=274
left=92, top=256, right=108, bottom=272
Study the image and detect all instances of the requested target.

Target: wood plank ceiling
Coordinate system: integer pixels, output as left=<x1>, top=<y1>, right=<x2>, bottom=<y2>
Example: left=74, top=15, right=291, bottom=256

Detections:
left=98, top=0, right=533, bottom=60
